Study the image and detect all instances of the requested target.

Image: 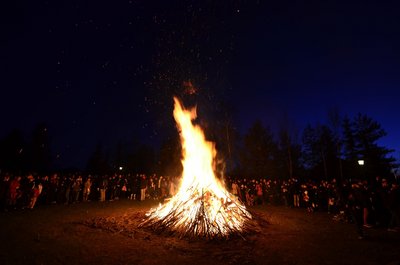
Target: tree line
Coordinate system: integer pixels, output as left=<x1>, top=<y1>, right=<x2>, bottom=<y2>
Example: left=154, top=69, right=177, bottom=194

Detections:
left=0, top=112, right=397, bottom=182
left=233, top=112, right=397, bottom=182
left=0, top=123, right=51, bottom=174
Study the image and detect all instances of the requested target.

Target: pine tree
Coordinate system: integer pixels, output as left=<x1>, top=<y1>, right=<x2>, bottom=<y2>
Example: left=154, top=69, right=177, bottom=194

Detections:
left=277, top=128, right=302, bottom=179
left=302, top=124, right=337, bottom=180
left=344, top=113, right=397, bottom=180
left=241, top=120, right=277, bottom=178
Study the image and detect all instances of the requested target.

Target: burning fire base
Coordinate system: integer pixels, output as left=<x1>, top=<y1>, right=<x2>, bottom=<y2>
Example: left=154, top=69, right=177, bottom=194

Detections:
left=140, top=184, right=253, bottom=239
left=140, top=97, right=252, bottom=239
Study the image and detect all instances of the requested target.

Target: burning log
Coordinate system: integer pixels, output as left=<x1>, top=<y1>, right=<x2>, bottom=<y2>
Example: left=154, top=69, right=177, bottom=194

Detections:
left=140, top=185, right=253, bottom=239
left=140, top=97, right=253, bottom=239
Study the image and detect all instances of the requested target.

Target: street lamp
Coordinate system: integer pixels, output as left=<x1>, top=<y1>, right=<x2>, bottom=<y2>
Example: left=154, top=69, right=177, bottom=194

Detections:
left=357, top=160, right=365, bottom=180
left=119, top=166, right=123, bottom=171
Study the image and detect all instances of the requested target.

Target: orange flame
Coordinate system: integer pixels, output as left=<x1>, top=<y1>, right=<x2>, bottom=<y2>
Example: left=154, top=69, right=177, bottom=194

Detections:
left=144, top=97, right=251, bottom=237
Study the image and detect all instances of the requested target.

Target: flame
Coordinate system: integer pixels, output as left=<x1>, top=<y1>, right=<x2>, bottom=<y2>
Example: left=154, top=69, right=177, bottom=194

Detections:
left=143, top=97, right=251, bottom=238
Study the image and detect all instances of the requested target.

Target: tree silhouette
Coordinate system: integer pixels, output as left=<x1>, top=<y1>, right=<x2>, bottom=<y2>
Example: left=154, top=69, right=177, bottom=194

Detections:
left=241, top=120, right=277, bottom=178
left=0, top=129, right=27, bottom=173
left=29, top=123, right=52, bottom=174
left=343, top=113, right=396, bottom=180
left=302, top=124, right=337, bottom=180
left=277, top=128, right=302, bottom=179
left=87, top=142, right=109, bottom=174
left=328, top=108, right=344, bottom=180
left=127, top=144, right=156, bottom=175
left=157, top=135, right=182, bottom=176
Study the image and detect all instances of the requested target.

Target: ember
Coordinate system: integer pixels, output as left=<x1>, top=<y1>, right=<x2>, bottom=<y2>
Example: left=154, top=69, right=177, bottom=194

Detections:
left=140, top=97, right=252, bottom=239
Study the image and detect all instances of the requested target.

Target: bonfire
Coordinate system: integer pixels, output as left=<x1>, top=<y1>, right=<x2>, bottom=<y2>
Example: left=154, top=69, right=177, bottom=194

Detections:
left=140, top=97, right=252, bottom=239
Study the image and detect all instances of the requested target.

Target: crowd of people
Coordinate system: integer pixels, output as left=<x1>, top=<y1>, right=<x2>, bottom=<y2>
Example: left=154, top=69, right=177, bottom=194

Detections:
left=0, top=171, right=399, bottom=237
left=0, top=173, right=181, bottom=210
left=229, top=175, right=400, bottom=238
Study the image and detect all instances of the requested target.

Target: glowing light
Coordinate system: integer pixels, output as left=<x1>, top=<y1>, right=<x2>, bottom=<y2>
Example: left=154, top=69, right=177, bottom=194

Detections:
left=358, top=160, right=364, bottom=166
left=142, top=97, right=251, bottom=238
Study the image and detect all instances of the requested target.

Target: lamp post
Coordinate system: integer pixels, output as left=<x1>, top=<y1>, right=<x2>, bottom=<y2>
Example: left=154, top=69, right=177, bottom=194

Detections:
left=358, top=159, right=365, bottom=180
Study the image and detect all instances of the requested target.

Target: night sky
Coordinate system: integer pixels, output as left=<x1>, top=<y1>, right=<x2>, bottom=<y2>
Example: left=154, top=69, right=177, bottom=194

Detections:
left=1, top=0, right=399, bottom=169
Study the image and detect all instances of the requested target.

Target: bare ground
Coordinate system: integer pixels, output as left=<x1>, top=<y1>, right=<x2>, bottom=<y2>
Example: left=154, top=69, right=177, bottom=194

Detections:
left=0, top=200, right=399, bottom=265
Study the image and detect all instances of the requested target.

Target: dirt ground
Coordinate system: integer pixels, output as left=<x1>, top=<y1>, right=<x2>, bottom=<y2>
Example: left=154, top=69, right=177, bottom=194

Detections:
left=0, top=200, right=399, bottom=265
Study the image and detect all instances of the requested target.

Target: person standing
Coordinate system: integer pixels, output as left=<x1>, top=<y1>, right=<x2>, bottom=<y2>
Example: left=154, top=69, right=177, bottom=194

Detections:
left=0, top=175, right=10, bottom=211
left=8, top=176, right=21, bottom=209
left=348, top=182, right=365, bottom=239
left=83, top=176, right=92, bottom=202
left=292, top=178, right=301, bottom=208
left=99, top=176, right=107, bottom=202
left=72, top=175, right=82, bottom=203
left=387, top=182, right=400, bottom=232
left=231, top=180, right=240, bottom=199
left=29, top=182, right=42, bottom=209
left=140, top=175, right=147, bottom=201
left=168, top=176, right=176, bottom=197
left=255, top=181, right=263, bottom=205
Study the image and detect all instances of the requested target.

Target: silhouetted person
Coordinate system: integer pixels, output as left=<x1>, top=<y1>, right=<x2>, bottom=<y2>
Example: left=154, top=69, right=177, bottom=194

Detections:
left=0, top=175, right=10, bottom=211
left=348, top=182, right=365, bottom=239
left=387, top=182, right=400, bottom=231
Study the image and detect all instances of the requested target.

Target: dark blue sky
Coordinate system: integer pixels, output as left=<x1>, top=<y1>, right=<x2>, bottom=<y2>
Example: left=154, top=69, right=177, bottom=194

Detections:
left=231, top=1, right=400, bottom=161
left=1, top=0, right=399, bottom=169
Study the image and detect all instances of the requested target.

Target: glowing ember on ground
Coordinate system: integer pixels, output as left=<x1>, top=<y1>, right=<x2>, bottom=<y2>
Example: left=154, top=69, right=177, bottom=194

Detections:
left=140, top=97, right=252, bottom=239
